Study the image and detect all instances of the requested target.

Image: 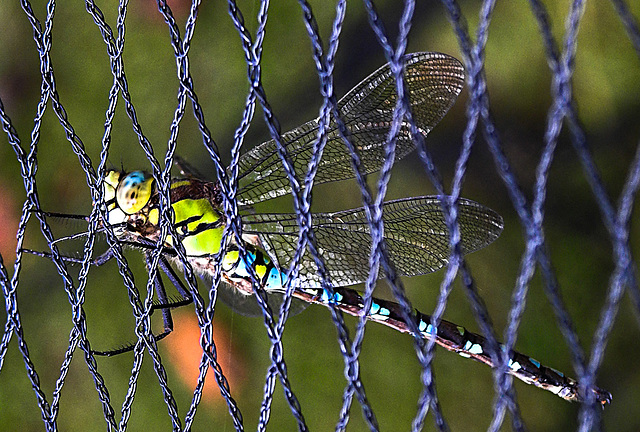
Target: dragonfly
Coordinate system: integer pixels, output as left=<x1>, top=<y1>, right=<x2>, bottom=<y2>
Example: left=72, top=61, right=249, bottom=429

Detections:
left=29, top=52, right=611, bottom=406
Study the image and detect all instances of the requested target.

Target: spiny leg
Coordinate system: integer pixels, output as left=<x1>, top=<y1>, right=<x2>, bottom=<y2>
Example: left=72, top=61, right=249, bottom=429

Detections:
left=146, top=254, right=194, bottom=335
left=22, top=246, right=117, bottom=267
left=24, top=244, right=193, bottom=356
left=21, top=236, right=177, bottom=267
left=91, top=254, right=193, bottom=356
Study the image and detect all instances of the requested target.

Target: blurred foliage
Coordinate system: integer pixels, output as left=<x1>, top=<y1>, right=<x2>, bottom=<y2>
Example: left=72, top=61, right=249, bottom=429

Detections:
left=1, top=0, right=639, bottom=431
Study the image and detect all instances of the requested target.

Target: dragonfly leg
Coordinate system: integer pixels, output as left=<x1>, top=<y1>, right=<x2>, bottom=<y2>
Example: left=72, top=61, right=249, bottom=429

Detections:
left=21, top=240, right=170, bottom=266
left=149, top=255, right=194, bottom=323
left=92, top=254, right=193, bottom=356
left=21, top=247, right=116, bottom=266
left=148, top=253, right=175, bottom=340
left=155, top=255, right=194, bottom=304
left=25, top=241, right=192, bottom=356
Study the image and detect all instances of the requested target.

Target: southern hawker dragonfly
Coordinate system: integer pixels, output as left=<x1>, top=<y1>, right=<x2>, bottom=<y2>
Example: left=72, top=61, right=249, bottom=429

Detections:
left=29, top=52, right=611, bottom=405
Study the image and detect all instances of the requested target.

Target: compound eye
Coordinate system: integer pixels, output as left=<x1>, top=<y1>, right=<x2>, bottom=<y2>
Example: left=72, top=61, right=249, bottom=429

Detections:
left=103, top=170, right=122, bottom=209
left=116, top=171, right=154, bottom=214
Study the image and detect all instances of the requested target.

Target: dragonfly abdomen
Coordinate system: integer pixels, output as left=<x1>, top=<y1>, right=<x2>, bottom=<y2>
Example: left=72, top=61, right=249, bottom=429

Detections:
left=292, top=286, right=612, bottom=405
left=213, top=240, right=611, bottom=405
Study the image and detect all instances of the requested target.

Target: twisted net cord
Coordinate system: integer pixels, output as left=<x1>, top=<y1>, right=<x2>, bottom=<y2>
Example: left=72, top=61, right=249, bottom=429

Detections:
left=0, top=0, right=638, bottom=431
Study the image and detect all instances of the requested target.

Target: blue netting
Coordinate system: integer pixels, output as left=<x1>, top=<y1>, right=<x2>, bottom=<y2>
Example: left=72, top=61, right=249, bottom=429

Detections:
left=1, top=0, right=639, bottom=431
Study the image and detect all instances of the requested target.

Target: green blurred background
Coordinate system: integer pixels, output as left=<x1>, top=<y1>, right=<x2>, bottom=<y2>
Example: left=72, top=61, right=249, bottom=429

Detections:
left=1, top=0, right=639, bottom=430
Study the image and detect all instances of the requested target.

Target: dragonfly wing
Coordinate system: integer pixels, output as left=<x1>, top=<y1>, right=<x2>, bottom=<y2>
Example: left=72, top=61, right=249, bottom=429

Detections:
left=236, top=52, right=464, bottom=205
left=242, top=197, right=503, bottom=288
left=173, top=155, right=206, bottom=179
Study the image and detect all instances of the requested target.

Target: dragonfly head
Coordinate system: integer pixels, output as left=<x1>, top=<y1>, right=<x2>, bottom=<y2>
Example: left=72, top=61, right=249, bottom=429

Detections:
left=102, top=170, right=156, bottom=227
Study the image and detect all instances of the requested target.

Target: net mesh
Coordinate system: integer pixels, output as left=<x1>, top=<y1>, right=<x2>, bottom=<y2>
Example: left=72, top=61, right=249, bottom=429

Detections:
left=1, top=0, right=639, bottom=431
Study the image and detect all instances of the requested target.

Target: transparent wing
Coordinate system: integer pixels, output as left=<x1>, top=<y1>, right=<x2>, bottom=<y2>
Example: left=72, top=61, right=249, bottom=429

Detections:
left=242, top=197, right=503, bottom=288
left=216, top=282, right=310, bottom=317
left=236, top=52, right=465, bottom=205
